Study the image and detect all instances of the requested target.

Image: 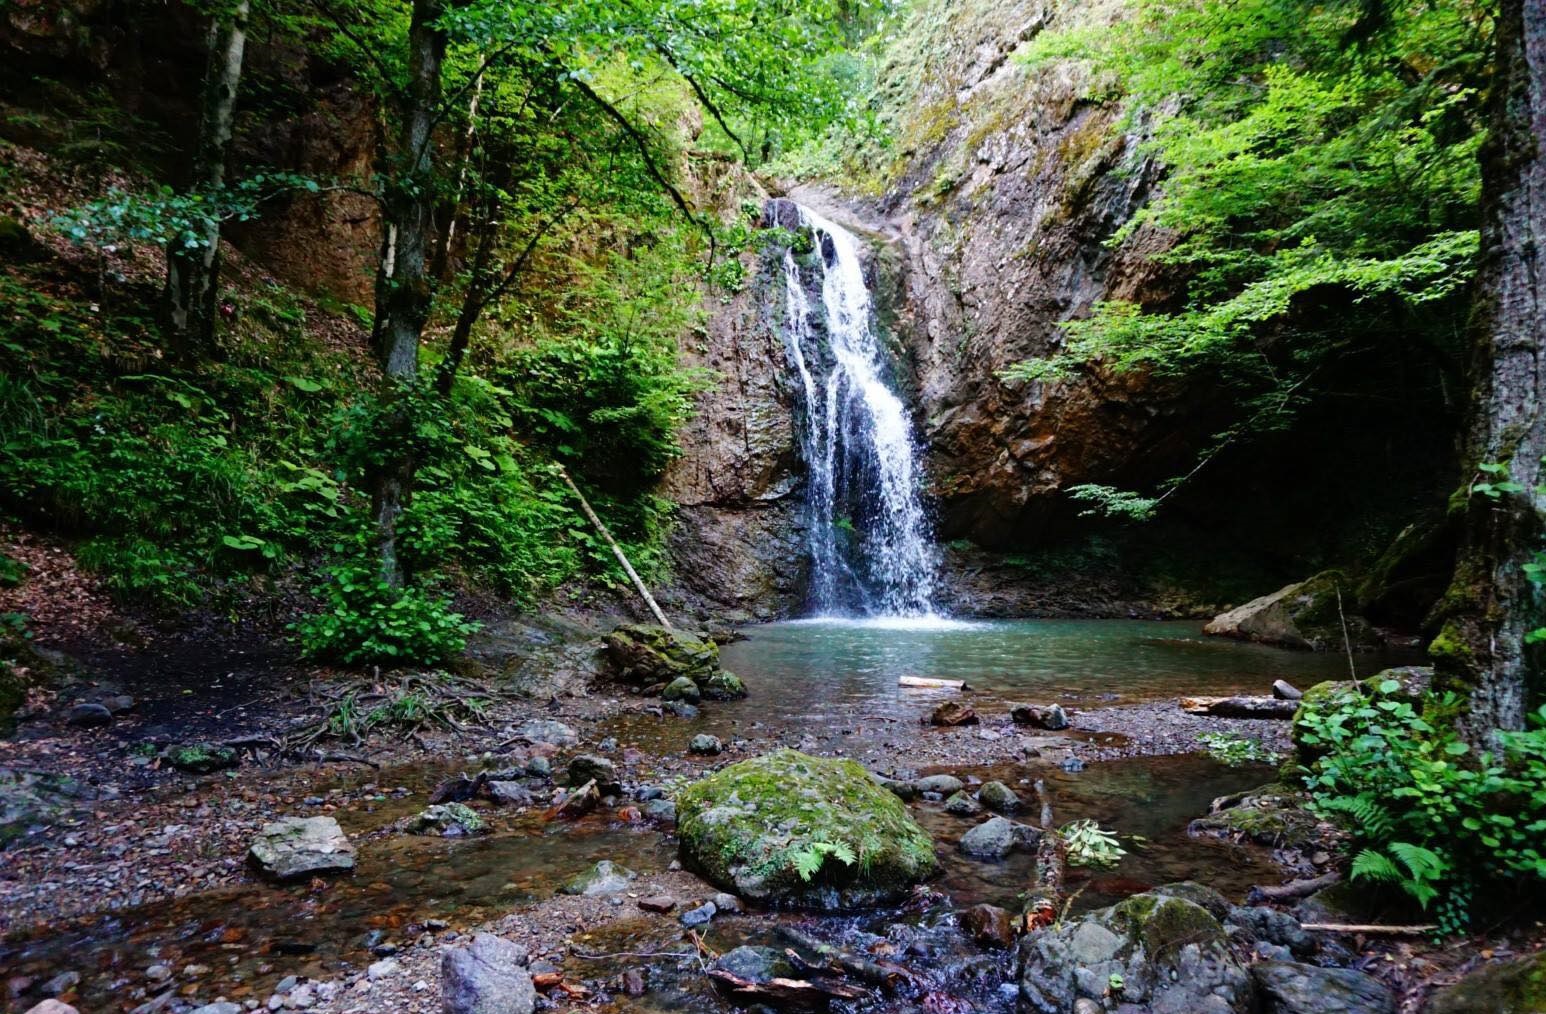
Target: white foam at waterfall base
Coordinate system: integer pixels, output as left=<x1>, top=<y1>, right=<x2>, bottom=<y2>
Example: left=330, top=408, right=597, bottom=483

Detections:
left=781, top=204, right=944, bottom=620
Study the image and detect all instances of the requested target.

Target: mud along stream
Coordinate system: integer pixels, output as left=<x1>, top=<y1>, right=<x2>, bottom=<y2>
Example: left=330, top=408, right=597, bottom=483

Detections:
left=0, top=618, right=1420, bottom=1013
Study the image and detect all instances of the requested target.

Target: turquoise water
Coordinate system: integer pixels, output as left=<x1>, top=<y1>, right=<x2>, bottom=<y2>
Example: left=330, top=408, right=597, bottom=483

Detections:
left=716, top=617, right=1417, bottom=720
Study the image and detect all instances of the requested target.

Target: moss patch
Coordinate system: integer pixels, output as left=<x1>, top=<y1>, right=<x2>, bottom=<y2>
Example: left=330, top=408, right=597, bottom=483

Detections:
left=676, top=749, right=936, bottom=909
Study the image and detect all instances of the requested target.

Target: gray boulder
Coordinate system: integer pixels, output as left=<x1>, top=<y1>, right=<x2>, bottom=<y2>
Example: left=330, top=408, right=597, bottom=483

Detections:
left=1018, top=890, right=1252, bottom=1014
left=1010, top=703, right=1068, bottom=730
left=442, top=932, right=535, bottom=1014
left=662, top=677, right=701, bottom=704
left=959, top=816, right=1037, bottom=858
left=688, top=734, right=723, bottom=756
left=915, top=774, right=965, bottom=795
left=713, top=945, right=794, bottom=984
left=65, top=703, right=112, bottom=728
left=1251, top=961, right=1394, bottom=1014
left=518, top=719, right=578, bottom=747
left=487, top=781, right=534, bottom=807
left=978, top=781, right=1022, bottom=813
left=566, top=754, right=618, bottom=791
left=248, top=816, right=355, bottom=880
left=407, top=803, right=486, bottom=837
left=944, top=791, right=983, bottom=816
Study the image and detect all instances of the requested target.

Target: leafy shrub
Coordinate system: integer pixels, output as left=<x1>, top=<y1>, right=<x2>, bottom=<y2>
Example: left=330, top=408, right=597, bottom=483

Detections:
left=1061, top=820, right=1129, bottom=869
left=292, top=563, right=479, bottom=665
left=1297, top=679, right=1546, bottom=932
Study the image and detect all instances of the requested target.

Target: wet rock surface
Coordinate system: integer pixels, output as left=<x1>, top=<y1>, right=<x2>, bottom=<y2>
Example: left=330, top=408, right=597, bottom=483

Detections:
left=1204, top=572, right=1380, bottom=652
left=1250, top=960, right=1395, bottom=1014
left=248, top=816, right=355, bottom=880
left=676, top=749, right=937, bottom=909
left=441, top=932, right=535, bottom=1014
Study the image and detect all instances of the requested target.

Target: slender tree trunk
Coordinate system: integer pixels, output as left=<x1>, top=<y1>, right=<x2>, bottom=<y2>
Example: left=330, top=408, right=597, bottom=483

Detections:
left=163, top=0, right=249, bottom=356
left=368, top=0, right=447, bottom=588
left=1432, top=0, right=1546, bottom=747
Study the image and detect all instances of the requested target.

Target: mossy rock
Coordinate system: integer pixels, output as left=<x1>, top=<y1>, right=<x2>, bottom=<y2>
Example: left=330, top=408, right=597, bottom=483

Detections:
left=1203, top=570, right=1381, bottom=651
left=164, top=743, right=239, bottom=774
left=1427, top=951, right=1546, bottom=1014
left=701, top=671, right=747, bottom=700
left=676, top=749, right=936, bottom=910
left=1019, top=888, right=1251, bottom=1012
left=406, top=802, right=486, bottom=836
left=1189, top=783, right=1321, bottom=849
left=604, top=623, right=720, bottom=686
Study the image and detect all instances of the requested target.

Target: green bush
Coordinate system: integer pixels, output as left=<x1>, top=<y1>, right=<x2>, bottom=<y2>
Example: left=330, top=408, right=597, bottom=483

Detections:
left=1296, top=680, right=1546, bottom=933
left=292, top=562, right=479, bottom=665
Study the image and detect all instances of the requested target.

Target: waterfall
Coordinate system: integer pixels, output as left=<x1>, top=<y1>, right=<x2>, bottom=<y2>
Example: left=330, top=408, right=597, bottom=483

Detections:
left=777, top=203, right=942, bottom=618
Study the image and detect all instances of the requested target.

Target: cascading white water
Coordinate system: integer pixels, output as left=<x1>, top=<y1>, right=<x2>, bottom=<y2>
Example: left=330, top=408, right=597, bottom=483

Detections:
left=778, top=203, right=942, bottom=617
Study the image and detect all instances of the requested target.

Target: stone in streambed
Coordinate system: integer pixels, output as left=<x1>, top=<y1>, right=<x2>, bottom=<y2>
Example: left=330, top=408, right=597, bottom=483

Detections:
left=914, top=774, right=965, bottom=795
left=662, top=677, right=701, bottom=704
left=1272, top=679, right=1303, bottom=701
left=943, top=791, right=982, bottom=816
left=560, top=860, right=635, bottom=897
left=977, top=781, right=1022, bottom=813
left=701, top=671, right=747, bottom=700
left=442, top=933, right=535, bottom=1014
left=676, top=749, right=936, bottom=910
left=248, top=816, right=355, bottom=880
left=565, top=755, right=619, bottom=793
left=1251, top=961, right=1394, bottom=1014
left=870, top=772, right=918, bottom=801
left=164, top=743, right=239, bottom=774
left=1427, top=950, right=1546, bottom=1014
left=680, top=901, right=717, bottom=927
left=930, top=701, right=978, bottom=726
left=24, top=1002, right=80, bottom=1014
left=518, top=719, right=578, bottom=747
left=1203, top=571, right=1381, bottom=651
left=959, top=816, right=1038, bottom=858
left=688, top=734, right=722, bottom=756
left=486, top=781, right=534, bottom=807
left=1010, top=703, right=1068, bottom=730
left=959, top=903, right=1017, bottom=949
left=638, top=895, right=677, bottom=913
left=712, top=946, right=794, bottom=984
left=406, top=803, right=486, bottom=837
left=1019, top=890, right=1251, bottom=1013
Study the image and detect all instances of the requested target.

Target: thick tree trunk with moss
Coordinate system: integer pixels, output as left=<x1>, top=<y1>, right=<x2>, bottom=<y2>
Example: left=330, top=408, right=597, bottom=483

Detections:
left=1432, top=0, right=1546, bottom=746
left=368, top=0, right=447, bottom=588
left=162, top=0, right=249, bottom=356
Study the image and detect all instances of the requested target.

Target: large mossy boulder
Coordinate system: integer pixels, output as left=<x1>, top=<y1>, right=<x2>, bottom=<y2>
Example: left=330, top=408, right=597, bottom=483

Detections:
left=604, top=623, right=720, bottom=686
left=1427, top=951, right=1546, bottom=1014
left=676, top=749, right=936, bottom=910
left=1018, top=889, right=1252, bottom=1014
left=1203, top=571, right=1379, bottom=651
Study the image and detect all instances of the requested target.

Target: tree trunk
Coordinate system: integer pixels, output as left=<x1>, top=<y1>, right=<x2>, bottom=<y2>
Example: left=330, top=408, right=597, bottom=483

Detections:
left=1432, top=0, right=1546, bottom=746
left=368, top=0, right=448, bottom=588
left=162, top=0, right=249, bottom=356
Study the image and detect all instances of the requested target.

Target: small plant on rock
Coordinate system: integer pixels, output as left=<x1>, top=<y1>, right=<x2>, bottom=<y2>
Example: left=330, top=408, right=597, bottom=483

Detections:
left=1061, top=820, right=1128, bottom=869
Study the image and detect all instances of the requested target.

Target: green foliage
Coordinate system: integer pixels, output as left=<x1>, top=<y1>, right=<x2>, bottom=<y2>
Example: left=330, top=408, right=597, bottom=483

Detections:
left=291, top=561, right=478, bottom=665
left=53, top=173, right=322, bottom=254
left=1006, top=0, right=1487, bottom=515
left=0, top=552, right=27, bottom=588
left=1060, top=819, right=1129, bottom=869
left=1297, top=681, right=1546, bottom=932
left=1197, top=732, right=1281, bottom=767
left=789, top=838, right=858, bottom=882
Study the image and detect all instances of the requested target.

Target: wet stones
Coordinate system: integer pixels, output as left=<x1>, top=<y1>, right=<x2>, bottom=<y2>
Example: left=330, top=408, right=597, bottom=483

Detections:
left=163, top=743, right=239, bottom=774
left=930, top=701, right=979, bottom=726
left=662, top=676, right=701, bottom=704
left=959, top=903, right=1017, bottom=949
left=248, top=816, right=355, bottom=880
left=688, top=734, right=723, bottom=756
left=604, top=623, right=720, bottom=685
left=1010, top=703, right=1068, bottom=730
left=517, top=719, right=578, bottom=748
left=1019, top=891, right=1252, bottom=1014
left=1250, top=961, right=1394, bottom=1014
left=977, top=780, right=1022, bottom=813
left=914, top=774, right=965, bottom=796
left=713, top=945, right=795, bottom=984
left=24, top=1002, right=79, bottom=1014
left=680, top=901, right=717, bottom=928
left=959, top=816, right=1038, bottom=858
left=638, top=895, right=677, bottom=913
left=701, top=671, right=748, bottom=700
left=442, top=932, right=535, bottom=1014
left=676, top=749, right=936, bottom=909
left=405, top=803, right=486, bottom=837
left=559, top=860, right=635, bottom=897
left=486, top=781, right=534, bottom=807
left=565, top=755, right=619, bottom=794
left=944, top=791, right=982, bottom=817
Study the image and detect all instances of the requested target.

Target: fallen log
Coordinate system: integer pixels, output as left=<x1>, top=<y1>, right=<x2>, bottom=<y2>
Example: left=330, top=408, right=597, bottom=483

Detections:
left=546, top=778, right=598, bottom=820
left=778, top=927, right=925, bottom=992
left=1180, top=696, right=1299, bottom=720
left=708, top=969, right=866, bottom=1004
left=900, top=676, right=967, bottom=690
left=1248, top=871, right=1340, bottom=903
left=1024, top=779, right=1064, bottom=930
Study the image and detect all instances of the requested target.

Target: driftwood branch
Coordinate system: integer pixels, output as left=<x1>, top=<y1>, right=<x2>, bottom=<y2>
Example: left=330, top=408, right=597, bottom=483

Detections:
left=899, top=676, right=967, bottom=690
left=1249, top=871, right=1341, bottom=903
left=777, top=927, right=924, bottom=991
left=1181, top=696, right=1300, bottom=720
left=557, top=465, right=673, bottom=629
left=1301, top=923, right=1436, bottom=935
left=708, top=970, right=866, bottom=1003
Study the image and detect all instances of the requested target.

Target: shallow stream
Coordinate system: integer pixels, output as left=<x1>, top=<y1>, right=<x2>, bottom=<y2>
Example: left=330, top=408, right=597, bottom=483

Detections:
left=2, top=619, right=1418, bottom=1012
